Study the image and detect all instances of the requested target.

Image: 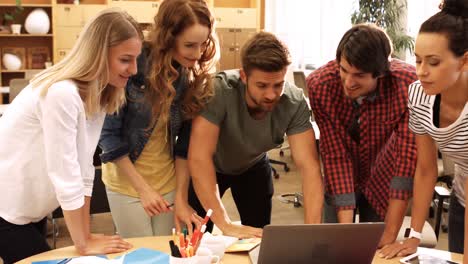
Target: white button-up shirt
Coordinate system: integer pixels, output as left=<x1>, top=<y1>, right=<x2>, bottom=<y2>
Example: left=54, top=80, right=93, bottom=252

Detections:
left=0, top=80, right=105, bottom=225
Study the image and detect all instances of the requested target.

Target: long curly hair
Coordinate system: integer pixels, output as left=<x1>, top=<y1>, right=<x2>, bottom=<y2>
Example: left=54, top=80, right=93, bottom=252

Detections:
left=147, top=0, right=218, bottom=125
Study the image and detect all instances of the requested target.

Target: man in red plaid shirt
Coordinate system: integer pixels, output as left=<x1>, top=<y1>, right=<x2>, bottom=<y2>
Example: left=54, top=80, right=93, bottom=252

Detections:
left=307, top=24, right=418, bottom=247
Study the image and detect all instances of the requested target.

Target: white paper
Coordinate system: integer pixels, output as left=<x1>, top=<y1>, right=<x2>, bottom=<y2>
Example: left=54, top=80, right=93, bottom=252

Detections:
left=200, top=233, right=238, bottom=248
left=67, top=254, right=125, bottom=264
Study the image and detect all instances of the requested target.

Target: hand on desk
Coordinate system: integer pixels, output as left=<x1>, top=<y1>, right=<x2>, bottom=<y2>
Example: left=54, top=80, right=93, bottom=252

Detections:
left=221, top=223, right=263, bottom=239
left=78, top=234, right=132, bottom=255
left=174, top=199, right=203, bottom=234
left=377, top=229, right=398, bottom=248
left=377, top=238, right=418, bottom=259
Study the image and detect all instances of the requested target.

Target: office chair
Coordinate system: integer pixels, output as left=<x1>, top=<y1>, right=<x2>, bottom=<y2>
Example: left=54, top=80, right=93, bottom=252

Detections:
left=270, top=159, right=290, bottom=179
left=432, top=153, right=454, bottom=239
left=293, top=71, right=307, bottom=95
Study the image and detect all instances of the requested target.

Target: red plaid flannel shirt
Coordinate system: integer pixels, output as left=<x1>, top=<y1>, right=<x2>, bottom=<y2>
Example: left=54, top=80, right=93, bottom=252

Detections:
left=307, top=60, right=417, bottom=218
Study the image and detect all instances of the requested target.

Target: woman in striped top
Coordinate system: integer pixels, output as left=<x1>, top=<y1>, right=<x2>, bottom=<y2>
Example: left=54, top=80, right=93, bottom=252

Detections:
left=378, top=0, right=467, bottom=261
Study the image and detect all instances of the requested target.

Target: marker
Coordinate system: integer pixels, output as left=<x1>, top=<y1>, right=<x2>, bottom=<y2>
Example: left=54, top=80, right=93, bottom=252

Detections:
left=180, top=248, right=187, bottom=258
left=202, top=209, right=213, bottom=226
left=169, top=240, right=177, bottom=257
left=57, top=258, right=72, bottom=264
left=198, top=224, right=207, bottom=244
left=179, top=232, right=187, bottom=257
left=170, top=240, right=182, bottom=258
left=187, top=245, right=194, bottom=257
left=179, top=233, right=186, bottom=248
left=189, top=224, right=206, bottom=247
left=172, top=243, right=182, bottom=258
left=183, top=227, right=188, bottom=245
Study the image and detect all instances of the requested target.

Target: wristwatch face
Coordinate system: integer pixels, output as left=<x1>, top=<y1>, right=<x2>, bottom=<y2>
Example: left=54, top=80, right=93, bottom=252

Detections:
left=404, top=228, right=411, bottom=238
left=404, top=228, right=422, bottom=239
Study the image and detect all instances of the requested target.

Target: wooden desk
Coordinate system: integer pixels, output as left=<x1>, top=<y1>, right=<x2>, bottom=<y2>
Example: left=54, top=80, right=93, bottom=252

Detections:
left=17, top=236, right=464, bottom=264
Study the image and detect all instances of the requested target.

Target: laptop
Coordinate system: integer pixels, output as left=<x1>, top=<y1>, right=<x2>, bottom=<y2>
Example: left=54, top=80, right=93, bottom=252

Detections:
left=249, top=223, right=385, bottom=264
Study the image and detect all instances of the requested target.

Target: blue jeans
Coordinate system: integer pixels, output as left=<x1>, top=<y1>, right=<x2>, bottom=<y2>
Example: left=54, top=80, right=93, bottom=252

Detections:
left=448, top=194, right=465, bottom=254
left=323, top=191, right=382, bottom=223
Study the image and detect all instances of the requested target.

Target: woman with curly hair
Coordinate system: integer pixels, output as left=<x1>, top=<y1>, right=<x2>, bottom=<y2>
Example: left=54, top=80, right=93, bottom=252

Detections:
left=99, top=0, right=218, bottom=237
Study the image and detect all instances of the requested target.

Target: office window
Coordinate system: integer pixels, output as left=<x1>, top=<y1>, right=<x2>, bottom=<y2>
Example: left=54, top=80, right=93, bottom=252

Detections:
left=406, top=0, right=441, bottom=64
left=265, top=0, right=356, bottom=70
left=266, top=0, right=442, bottom=67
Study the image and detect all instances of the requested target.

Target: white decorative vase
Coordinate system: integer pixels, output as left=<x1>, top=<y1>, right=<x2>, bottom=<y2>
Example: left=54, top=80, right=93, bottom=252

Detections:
left=24, top=8, right=50, bottom=34
left=10, top=24, right=21, bottom=34
left=2, top=53, right=22, bottom=70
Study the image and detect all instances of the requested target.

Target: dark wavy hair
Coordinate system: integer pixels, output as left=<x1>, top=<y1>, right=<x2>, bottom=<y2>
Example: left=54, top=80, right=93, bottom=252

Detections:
left=147, top=0, right=218, bottom=124
left=336, top=24, right=393, bottom=78
left=419, top=0, right=467, bottom=57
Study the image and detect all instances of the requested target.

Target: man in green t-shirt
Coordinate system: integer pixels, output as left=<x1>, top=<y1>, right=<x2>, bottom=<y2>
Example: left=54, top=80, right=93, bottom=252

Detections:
left=188, top=32, right=323, bottom=238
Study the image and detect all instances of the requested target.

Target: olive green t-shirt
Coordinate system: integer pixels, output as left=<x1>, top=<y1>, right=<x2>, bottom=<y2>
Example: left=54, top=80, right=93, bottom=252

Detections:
left=201, top=70, right=312, bottom=174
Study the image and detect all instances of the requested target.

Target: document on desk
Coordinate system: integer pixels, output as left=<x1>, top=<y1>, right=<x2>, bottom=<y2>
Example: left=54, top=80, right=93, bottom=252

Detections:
left=225, top=237, right=261, bottom=253
left=399, top=247, right=459, bottom=264
left=32, top=255, right=108, bottom=264
left=200, top=233, right=238, bottom=248
left=117, top=248, right=169, bottom=263
left=68, top=256, right=124, bottom=264
left=32, top=248, right=169, bottom=264
left=199, top=233, right=261, bottom=252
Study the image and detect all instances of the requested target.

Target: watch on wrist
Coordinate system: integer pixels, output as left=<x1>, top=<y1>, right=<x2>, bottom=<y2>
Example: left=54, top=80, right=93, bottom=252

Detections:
left=404, top=228, right=422, bottom=240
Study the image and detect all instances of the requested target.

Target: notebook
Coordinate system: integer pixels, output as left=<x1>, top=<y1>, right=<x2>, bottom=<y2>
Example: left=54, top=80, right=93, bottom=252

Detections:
left=249, top=223, right=385, bottom=264
left=225, top=237, right=261, bottom=252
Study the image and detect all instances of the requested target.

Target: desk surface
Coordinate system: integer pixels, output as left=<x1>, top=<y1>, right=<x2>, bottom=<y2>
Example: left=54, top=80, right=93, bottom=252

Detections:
left=16, top=236, right=463, bottom=264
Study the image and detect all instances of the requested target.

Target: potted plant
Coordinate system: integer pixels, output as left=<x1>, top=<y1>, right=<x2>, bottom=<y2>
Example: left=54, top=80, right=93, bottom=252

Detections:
left=351, top=0, right=414, bottom=59
left=2, top=0, right=24, bottom=34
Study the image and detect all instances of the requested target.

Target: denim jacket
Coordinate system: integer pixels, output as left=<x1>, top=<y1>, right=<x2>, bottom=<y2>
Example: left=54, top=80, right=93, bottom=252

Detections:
left=99, top=46, right=191, bottom=163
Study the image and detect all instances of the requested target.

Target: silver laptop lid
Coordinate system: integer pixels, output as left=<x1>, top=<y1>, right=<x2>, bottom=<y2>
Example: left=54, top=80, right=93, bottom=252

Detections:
left=252, top=223, right=385, bottom=264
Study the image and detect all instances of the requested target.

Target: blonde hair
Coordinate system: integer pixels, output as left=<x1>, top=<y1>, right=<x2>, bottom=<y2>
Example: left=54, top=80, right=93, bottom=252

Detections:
left=147, top=0, right=218, bottom=125
left=30, top=8, right=143, bottom=116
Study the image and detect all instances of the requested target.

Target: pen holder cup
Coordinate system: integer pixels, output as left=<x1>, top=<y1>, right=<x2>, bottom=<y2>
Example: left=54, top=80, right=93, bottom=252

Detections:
left=199, top=235, right=226, bottom=259
left=170, top=247, right=220, bottom=264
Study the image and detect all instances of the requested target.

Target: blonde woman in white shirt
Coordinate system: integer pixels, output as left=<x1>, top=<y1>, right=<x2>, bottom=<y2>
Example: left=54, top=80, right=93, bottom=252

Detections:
left=0, top=9, right=140, bottom=263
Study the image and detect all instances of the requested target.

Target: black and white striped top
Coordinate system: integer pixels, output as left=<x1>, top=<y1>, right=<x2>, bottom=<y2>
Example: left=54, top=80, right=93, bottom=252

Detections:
left=408, top=81, right=468, bottom=207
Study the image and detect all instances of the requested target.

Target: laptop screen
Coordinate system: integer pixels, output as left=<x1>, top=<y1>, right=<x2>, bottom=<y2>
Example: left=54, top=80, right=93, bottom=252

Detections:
left=250, top=223, right=385, bottom=264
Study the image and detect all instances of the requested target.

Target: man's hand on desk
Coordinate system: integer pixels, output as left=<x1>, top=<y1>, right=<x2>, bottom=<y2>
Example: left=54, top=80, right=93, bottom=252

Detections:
left=377, top=229, right=399, bottom=248
left=220, top=222, right=263, bottom=239
left=377, top=238, right=419, bottom=259
left=76, top=234, right=132, bottom=255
